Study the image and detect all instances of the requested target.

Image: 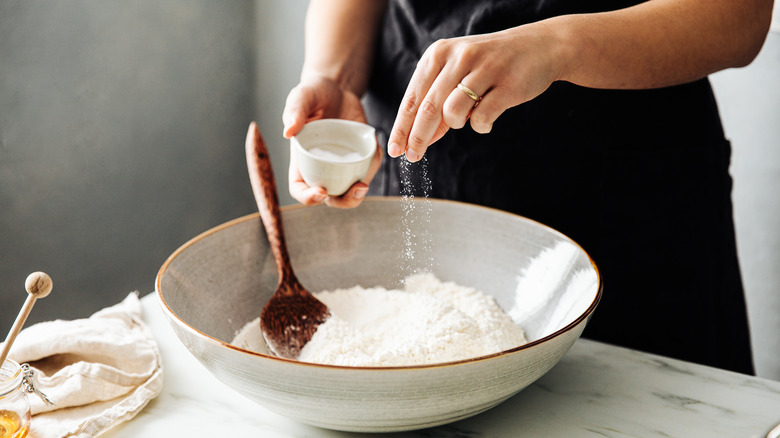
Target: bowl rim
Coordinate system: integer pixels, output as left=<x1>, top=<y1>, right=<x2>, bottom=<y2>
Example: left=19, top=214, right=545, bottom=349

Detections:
left=291, top=118, right=376, bottom=165
left=156, top=197, right=603, bottom=371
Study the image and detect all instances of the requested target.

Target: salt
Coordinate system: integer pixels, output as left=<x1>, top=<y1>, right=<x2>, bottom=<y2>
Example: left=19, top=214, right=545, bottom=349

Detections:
left=307, top=143, right=363, bottom=162
left=399, top=156, right=434, bottom=275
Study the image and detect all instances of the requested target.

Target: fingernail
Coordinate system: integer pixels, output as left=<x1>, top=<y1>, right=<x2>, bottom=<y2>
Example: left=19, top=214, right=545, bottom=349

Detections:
left=406, top=149, right=420, bottom=162
left=353, top=187, right=368, bottom=200
left=282, top=116, right=297, bottom=138
left=388, top=142, right=403, bottom=157
left=312, top=193, right=327, bottom=203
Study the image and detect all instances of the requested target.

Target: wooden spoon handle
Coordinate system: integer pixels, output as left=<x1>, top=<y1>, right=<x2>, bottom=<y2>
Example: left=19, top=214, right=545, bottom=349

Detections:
left=0, top=272, right=52, bottom=365
left=245, top=122, right=296, bottom=287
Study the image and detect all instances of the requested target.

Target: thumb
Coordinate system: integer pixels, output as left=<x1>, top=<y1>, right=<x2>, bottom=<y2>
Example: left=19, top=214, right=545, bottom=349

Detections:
left=282, top=84, right=316, bottom=139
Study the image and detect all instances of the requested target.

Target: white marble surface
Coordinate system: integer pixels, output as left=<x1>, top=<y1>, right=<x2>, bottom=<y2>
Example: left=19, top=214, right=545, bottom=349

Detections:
left=104, top=294, right=780, bottom=437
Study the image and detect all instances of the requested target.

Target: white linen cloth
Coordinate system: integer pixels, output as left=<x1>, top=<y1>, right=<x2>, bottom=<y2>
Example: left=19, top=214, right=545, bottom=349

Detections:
left=5, top=292, right=162, bottom=437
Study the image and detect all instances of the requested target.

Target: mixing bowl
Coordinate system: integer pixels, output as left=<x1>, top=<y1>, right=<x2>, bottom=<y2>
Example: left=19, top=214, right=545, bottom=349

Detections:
left=156, top=197, right=601, bottom=432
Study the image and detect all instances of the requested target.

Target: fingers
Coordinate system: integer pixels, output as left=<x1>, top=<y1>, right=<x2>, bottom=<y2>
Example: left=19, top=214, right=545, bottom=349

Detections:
left=388, top=40, right=463, bottom=162
left=289, top=179, right=369, bottom=209
left=290, top=182, right=328, bottom=205
left=388, top=85, right=437, bottom=162
left=391, top=78, right=487, bottom=162
left=442, top=77, right=485, bottom=129
left=323, top=144, right=382, bottom=208
left=388, top=39, right=497, bottom=163
left=282, top=84, right=313, bottom=139
left=386, top=25, right=566, bottom=161
left=284, top=76, right=381, bottom=208
left=469, top=85, right=515, bottom=134
left=324, top=183, right=369, bottom=208
left=289, top=143, right=382, bottom=209
left=288, top=152, right=327, bottom=205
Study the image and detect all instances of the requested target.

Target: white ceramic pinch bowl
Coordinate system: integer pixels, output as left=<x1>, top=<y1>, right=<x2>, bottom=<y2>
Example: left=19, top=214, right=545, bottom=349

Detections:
left=156, top=197, right=602, bottom=433
left=291, top=118, right=376, bottom=196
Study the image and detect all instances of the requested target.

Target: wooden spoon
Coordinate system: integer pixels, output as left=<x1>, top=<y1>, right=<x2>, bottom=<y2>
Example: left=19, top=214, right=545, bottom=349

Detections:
left=245, top=122, right=330, bottom=359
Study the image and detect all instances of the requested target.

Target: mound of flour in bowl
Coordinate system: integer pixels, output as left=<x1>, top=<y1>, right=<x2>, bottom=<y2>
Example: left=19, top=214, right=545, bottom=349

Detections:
left=233, top=273, right=527, bottom=366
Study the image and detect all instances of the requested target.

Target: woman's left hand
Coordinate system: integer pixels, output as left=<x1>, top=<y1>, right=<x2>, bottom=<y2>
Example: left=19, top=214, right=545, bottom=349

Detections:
left=387, top=22, right=564, bottom=162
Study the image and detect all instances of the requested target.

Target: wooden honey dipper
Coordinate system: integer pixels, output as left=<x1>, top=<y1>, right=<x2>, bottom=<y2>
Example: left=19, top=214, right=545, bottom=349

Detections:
left=0, top=272, right=53, bottom=365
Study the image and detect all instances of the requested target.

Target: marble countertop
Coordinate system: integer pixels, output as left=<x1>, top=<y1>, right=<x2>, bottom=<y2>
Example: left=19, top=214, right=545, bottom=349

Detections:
left=105, top=294, right=780, bottom=437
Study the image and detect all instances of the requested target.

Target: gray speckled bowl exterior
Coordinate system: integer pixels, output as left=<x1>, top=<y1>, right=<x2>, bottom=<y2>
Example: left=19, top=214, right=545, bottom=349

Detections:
left=156, top=197, right=601, bottom=432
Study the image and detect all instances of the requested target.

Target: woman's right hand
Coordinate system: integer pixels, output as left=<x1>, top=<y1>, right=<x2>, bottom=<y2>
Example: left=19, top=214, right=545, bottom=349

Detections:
left=282, top=75, right=382, bottom=208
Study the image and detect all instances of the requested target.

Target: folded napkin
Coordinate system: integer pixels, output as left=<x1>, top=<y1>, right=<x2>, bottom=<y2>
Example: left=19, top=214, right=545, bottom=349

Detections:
left=5, top=293, right=162, bottom=437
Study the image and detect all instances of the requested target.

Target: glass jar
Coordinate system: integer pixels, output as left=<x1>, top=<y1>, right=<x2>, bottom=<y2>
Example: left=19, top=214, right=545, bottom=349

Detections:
left=0, top=360, right=30, bottom=438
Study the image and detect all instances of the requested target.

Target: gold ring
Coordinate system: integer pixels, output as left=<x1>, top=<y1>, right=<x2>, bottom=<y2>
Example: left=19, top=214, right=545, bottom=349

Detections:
left=456, top=83, right=482, bottom=102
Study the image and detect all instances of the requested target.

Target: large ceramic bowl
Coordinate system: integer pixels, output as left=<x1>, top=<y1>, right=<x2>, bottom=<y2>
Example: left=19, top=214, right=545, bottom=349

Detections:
left=156, top=197, right=601, bottom=432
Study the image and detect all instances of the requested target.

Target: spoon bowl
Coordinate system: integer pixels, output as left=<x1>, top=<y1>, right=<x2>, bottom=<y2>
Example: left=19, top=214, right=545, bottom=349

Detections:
left=245, top=122, right=329, bottom=359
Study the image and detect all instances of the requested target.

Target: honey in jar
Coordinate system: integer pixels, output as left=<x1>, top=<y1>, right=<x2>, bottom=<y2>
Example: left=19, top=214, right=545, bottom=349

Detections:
left=0, top=360, right=30, bottom=438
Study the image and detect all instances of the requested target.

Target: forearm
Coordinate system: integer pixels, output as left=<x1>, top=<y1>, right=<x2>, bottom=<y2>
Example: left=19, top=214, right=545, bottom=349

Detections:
left=302, top=0, right=388, bottom=96
left=549, top=0, right=774, bottom=89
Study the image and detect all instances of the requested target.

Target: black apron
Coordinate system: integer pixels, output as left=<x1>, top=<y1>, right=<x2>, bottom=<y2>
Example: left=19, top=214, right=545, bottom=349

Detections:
left=364, top=0, right=754, bottom=374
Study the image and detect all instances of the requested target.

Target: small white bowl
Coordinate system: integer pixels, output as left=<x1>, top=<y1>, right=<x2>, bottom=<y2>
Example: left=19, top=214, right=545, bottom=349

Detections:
left=291, top=119, right=376, bottom=196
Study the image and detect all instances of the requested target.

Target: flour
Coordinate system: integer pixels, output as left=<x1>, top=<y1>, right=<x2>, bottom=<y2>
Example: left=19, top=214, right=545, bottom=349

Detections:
left=232, top=273, right=527, bottom=367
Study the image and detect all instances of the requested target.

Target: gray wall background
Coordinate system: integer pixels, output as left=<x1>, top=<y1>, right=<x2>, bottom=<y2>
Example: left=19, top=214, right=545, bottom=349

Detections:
left=1, top=0, right=261, bottom=330
left=1, top=1, right=778, bottom=380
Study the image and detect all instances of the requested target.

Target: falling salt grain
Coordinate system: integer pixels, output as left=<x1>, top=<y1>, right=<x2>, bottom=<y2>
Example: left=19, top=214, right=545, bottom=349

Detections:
left=399, top=156, right=434, bottom=275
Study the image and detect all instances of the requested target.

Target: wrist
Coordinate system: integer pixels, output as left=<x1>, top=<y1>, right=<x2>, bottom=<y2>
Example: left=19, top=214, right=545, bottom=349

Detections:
left=539, top=15, right=588, bottom=84
left=301, top=63, right=365, bottom=97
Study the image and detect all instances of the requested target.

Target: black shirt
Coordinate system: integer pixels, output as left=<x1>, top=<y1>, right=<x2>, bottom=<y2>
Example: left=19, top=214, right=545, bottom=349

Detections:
left=364, top=0, right=755, bottom=374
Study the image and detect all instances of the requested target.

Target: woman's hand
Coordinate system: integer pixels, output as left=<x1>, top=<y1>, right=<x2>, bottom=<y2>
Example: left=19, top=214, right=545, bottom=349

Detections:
left=282, top=75, right=382, bottom=208
left=387, top=23, right=563, bottom=162
left=387, top=0, right=773, bottom=163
